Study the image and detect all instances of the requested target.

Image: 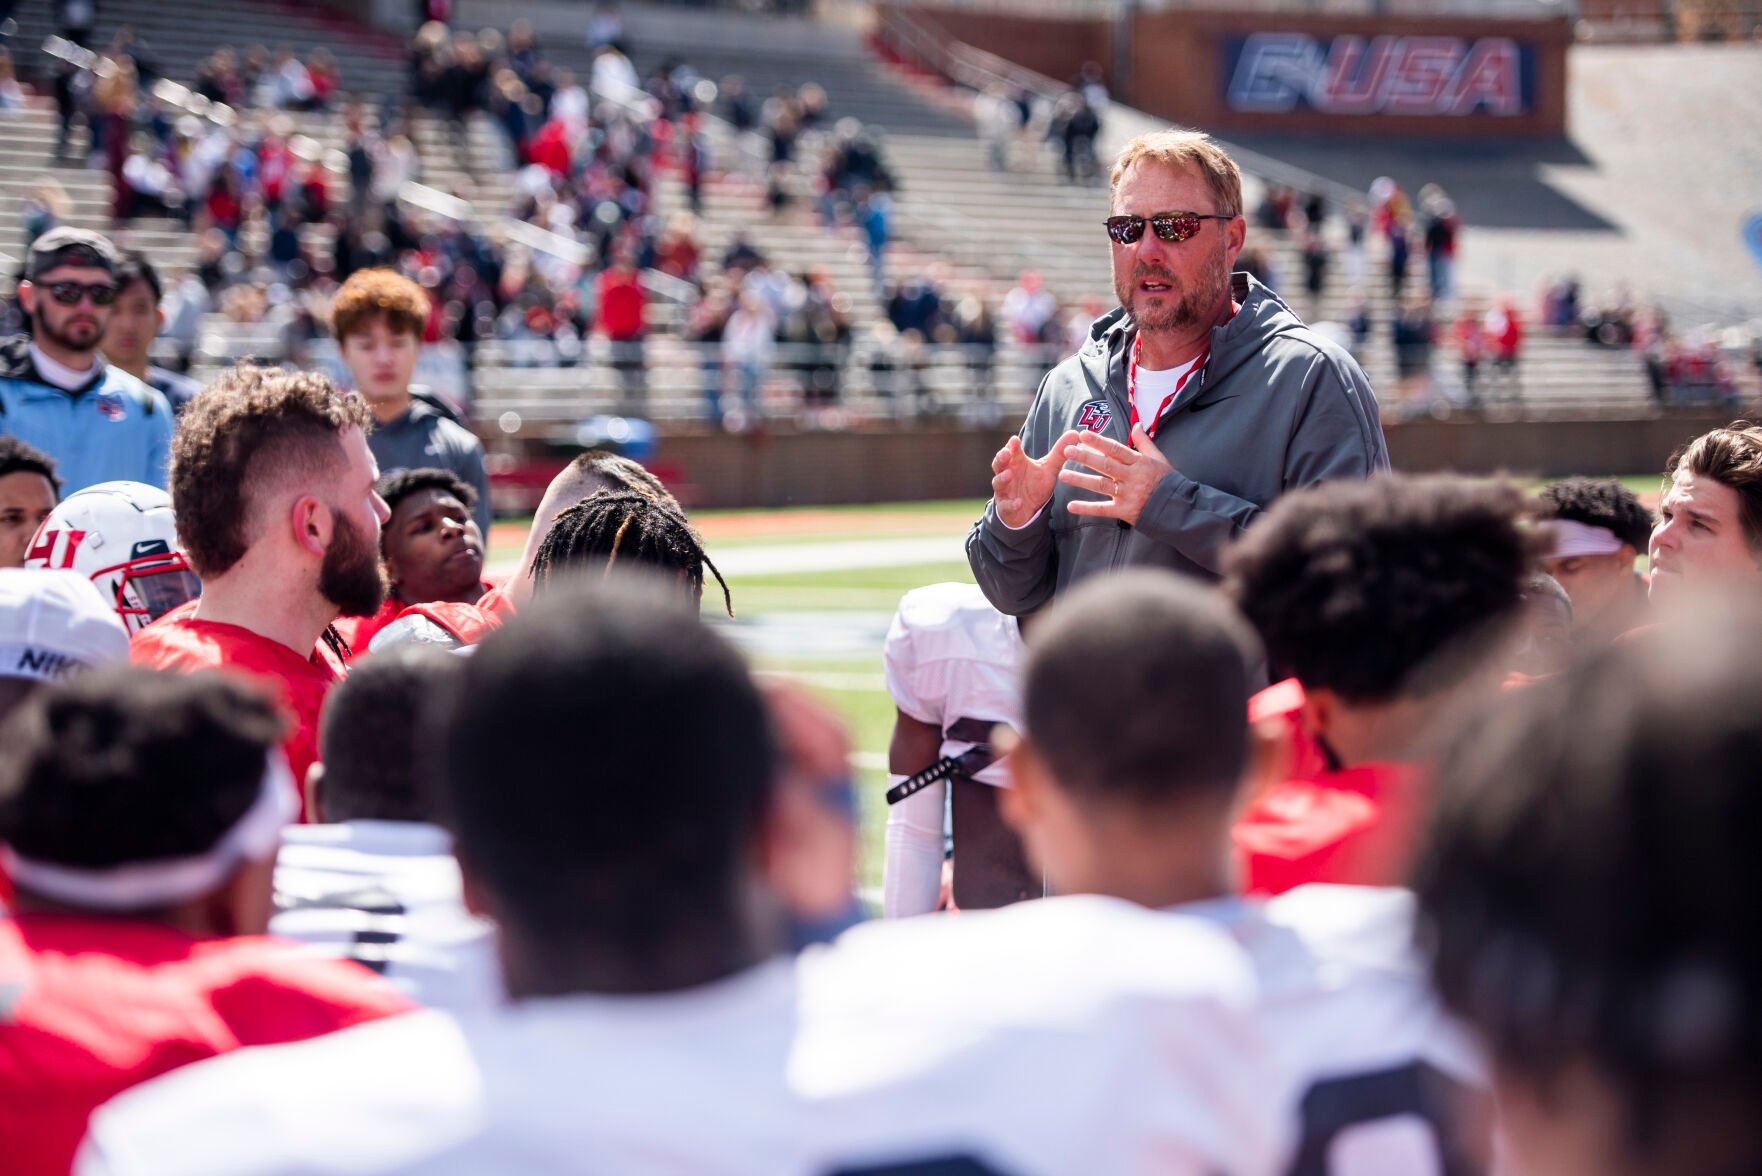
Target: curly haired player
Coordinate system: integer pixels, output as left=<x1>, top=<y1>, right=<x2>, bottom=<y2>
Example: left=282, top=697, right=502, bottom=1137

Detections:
left=131, top=364, right=388, bottom=806
left=1223, top=473, right=1534, bottom=894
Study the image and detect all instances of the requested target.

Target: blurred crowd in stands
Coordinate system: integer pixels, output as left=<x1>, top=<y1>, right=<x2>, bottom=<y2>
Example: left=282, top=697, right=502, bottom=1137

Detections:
left=1236, top=172, right=1751, bottom=419
left=2, top=5, right=1755, bottom=427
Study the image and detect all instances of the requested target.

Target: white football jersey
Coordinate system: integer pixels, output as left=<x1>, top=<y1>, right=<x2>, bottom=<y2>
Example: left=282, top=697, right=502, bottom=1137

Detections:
left=80, top=897, right=1308, bottom=1176
left=271, top=821, right=502, bottom=1015
left=791, top=895, right=1283, bottom=1176
left=1184, top=886, right=1490, bottom=1176
left=78, top=959, right=812, bottom=1175
left=883, top=582, right=1023, bottom=789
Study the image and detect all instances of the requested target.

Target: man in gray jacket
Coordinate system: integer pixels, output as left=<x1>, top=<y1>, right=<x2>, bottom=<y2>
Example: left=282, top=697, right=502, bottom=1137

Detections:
left=969, top=130, right=1388, bottom=614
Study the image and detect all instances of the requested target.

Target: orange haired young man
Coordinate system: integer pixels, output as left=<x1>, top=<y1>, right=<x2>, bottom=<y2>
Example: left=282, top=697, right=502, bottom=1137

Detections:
left=331, top=268, right=490, bottom=535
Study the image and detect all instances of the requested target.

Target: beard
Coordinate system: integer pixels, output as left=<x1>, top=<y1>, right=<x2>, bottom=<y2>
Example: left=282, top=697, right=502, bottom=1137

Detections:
left=319, top=510, right=387, bottom=618
left=1114, top=239, right=1231, bottom=335
left=35, top=309, right=104, bottom=356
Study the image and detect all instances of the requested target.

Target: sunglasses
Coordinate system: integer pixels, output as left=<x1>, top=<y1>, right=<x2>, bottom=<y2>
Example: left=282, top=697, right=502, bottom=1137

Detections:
left=1104, top=211, right=1235, bottom=246
left=43, top=281, right=119, bottom=307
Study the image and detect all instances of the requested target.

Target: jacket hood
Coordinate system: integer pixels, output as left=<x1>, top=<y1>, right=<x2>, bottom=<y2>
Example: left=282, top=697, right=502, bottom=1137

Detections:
left=1079, top=272, right=1312, bottom=390
left=0, top=333, right=110, bottom=397
left=377, top=389, right=461, bottom=431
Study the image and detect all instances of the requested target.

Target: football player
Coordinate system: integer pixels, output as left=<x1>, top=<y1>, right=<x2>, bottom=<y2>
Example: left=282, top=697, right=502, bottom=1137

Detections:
left=271, top=645, right=500, bottom=1013
left=130, top=365, right=389, bottom=805
left=0, top=668, right=408, bottom=1176
left=80, top=580, right=1279, bottom=1176
left=1223, top=474, right=1532, bottom=893
left=997, top=568, right=1491, bottom=1175
left=0, top=435, right=60, bottom=567
left=483, top=449, right=682, bottom=621
left=882, top=581, right=1036, bottom=915
left=331, top=468, right=489, bottom=652
left=1416, top=603, right=1762, bottom=1175
left=1530, top=476, right=1651, bottom=649
left=23, top=479, right=200, bottom=632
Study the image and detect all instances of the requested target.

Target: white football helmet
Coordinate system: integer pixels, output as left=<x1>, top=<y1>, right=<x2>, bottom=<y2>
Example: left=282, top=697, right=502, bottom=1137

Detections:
left=24, top=481, right=201, bottom=634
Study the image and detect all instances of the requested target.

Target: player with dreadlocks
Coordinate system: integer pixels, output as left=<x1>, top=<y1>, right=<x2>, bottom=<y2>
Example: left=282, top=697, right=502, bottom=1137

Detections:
left=529, top=489, right=733, bottom=616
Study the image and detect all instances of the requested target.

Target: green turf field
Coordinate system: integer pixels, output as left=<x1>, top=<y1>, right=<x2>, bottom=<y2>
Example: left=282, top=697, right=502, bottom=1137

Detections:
left=710, top=503, right=983, bottom=891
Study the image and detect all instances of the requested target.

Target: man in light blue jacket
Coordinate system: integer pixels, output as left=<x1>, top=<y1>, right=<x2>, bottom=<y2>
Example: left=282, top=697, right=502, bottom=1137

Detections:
left=0, top=228, right=172, bottom=494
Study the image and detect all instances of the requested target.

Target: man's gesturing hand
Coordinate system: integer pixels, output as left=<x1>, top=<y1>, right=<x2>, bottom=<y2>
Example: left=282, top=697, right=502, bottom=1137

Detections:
left=991, top=431, right=1081, bottom=529
left=1059, top=425, right=1173, bottom=527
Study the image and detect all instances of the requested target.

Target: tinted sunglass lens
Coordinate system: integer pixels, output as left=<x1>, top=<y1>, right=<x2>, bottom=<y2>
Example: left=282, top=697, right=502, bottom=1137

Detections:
left=49, top=283, right=117, bottom=306
left=1152, top=215, right=1201, bottom=242
left=1106, top=217, right=1145, bottom=245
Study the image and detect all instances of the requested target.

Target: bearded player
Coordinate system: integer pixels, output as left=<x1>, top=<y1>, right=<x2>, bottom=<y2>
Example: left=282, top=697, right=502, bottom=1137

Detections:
left=132, top=365, right=389, bottom=807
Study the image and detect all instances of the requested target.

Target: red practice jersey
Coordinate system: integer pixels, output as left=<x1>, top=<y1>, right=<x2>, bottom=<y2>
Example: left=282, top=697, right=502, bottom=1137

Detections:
left=335, top=582, right=497, bottom=655
left=475, top=582, right=519, bottom=624
left=131, top=606, right=347, bottom=815
left=1233, top=762, right=1427, bottom=896
left=0, top=915, right=409, bottom=1176
left=329, top=597, right=401, bottom=657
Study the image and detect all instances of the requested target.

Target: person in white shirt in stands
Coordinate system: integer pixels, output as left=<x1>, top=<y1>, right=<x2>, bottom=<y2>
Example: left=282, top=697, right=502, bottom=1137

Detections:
left=270, top=645, right=500, bottom=1014
left=882, top=581, right=1034, bottom=916
left=996, top=569, right=1492, bottom=1175
left=80, top=578, right=1284, bottom=1176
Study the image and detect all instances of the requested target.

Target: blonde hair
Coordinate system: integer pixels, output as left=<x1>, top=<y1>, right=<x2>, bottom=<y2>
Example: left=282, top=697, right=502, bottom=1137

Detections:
left=1109, top=129, right=1243, bottom=219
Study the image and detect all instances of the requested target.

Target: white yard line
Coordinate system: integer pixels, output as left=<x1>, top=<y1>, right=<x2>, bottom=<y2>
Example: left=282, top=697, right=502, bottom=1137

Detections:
left=487, top=534, right=968, bottom=581
left=713, top=536, right=969, bottom=577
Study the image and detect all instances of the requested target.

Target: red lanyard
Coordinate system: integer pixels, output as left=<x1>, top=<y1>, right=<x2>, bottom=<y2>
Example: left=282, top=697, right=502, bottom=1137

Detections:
left=1126, top=333, right=1208, bottom=440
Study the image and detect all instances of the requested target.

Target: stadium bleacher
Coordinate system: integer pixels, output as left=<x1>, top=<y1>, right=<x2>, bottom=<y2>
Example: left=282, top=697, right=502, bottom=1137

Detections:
left=0, top=0, right=1747, bottom=435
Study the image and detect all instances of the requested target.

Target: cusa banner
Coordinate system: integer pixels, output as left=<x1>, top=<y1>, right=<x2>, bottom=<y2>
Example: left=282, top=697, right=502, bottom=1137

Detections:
left=1223, top=33, right=1535, bottom=117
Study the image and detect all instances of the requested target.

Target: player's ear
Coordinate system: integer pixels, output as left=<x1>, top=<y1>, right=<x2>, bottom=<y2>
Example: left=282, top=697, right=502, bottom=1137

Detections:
left=453, top=845, right=495, bottom=921
left=291, top=495, right=331, bottom=557
left=304, top=763, right=326, bottom=825
left=208, top=855, right=276, bottom=938
left=1300, top=688, right=1335, bottom=744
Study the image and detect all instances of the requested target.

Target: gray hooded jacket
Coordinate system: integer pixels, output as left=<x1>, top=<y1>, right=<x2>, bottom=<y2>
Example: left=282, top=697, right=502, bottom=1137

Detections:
left=967, top=272, right=1388, bottom=614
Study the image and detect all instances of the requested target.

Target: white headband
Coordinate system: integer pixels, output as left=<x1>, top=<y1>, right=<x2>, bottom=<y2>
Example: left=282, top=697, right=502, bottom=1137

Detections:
left=1, top=754, right=298, bottom=911
left=1546, top=519, right=1627, bottom=560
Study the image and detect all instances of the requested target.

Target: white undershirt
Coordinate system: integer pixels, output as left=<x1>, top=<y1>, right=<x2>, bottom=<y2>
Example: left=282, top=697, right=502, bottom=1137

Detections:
left=29, top=341, right=97, bottom=391
left=1132, top=354, right=1203, bottom=433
